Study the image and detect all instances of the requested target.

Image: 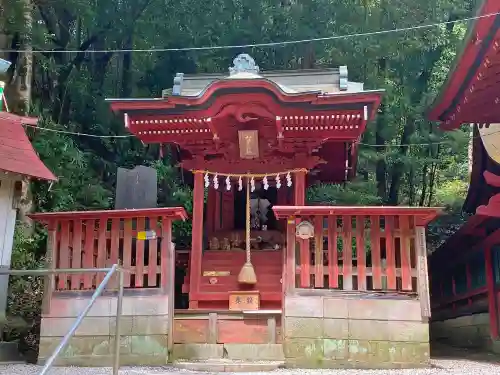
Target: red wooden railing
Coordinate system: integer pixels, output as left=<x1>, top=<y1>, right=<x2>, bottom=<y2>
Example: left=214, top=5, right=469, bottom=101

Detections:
left=273, top=206, right=440, bottom=294
left=29, top=208, right=187, bottom=291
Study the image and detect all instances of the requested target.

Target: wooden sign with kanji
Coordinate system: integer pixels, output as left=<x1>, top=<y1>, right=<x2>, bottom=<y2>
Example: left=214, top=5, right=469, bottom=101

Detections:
left=228, top=290, right=260, bottom=311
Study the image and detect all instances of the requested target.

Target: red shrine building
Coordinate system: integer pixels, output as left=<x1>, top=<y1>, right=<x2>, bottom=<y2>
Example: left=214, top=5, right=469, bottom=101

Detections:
left=34, top=54, right=440, bottom=369
left=428, top=0, right=500, bottom=354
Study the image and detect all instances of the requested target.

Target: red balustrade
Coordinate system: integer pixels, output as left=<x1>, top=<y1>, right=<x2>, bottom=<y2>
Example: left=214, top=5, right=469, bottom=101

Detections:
left=273, top=206, right=440, bottom=295
left=30, top=208, right=187, bottom=291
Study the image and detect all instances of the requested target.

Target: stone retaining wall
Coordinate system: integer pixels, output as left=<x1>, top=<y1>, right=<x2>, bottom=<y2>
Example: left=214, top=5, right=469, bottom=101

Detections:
left=431, top=313, right=492, bottom=350
left=283, top=293, right=428, bottom=369
left=38, top=291, right=170, bottom=366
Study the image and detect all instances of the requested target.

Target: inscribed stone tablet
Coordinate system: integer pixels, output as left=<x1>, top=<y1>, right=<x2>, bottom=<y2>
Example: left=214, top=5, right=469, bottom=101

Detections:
left=115, top=166, right=157, bottom=209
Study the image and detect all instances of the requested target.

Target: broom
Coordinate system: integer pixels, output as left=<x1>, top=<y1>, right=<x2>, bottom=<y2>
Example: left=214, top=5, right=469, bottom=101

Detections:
left=237, top=177, right=257, bottom=284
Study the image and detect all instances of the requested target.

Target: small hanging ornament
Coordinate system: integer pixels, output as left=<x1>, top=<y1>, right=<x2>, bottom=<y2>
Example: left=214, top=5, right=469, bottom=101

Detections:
left=238, top=176, right=243, bottom=191
left=263, top=175, right=269, bottom=190
left=250, top=177, right=255, bottom=192
left=213, top=174, right=219, bottom=190
left=204, top=173, right=210, bottom=188
left=225, top=176, right=231, bottom=191
left=276, top=174, right=281, bottom=189
left=286, top=172, right=292, bottom=187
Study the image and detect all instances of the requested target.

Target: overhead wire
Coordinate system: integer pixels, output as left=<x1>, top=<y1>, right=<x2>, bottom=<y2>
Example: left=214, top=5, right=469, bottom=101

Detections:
left=2, top=11, right=500, bottom=54
left=15, top=10, right=500, bottom=147
left=22, top=122, right=498, bottom=148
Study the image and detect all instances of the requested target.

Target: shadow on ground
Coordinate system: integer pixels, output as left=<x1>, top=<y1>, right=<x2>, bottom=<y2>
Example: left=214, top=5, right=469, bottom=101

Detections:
left=431, top=341, right=500, bottom=364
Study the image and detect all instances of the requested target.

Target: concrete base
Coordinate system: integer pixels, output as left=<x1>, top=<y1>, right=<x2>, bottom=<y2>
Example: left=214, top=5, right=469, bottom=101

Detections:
left=0, top=342, right=24, bottom=363
left=173, top=359, right=284, bottom=372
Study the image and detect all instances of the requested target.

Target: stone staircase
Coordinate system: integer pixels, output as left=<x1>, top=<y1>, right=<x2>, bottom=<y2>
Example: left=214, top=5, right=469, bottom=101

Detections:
left=173, top=358, right=284, bottom=372
left=172, top=342, right=285, bottom=372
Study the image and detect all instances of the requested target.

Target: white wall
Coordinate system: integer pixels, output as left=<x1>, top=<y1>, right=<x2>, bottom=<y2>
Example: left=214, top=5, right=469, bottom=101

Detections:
left=0, top=175, right=18, bottom=315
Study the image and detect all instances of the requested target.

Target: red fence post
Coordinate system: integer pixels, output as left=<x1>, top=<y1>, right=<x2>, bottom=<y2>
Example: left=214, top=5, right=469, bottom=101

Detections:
left=485, top=245, right=499, bottom=339
left=385, top=216, right=396, bottom=290
left=371, top=216, right=382, bottom=290
left=356, top=216, right=366, bottom=291
left=327, top=216, right=338, bottom=288
left=342, top=216, right=353, bottom=290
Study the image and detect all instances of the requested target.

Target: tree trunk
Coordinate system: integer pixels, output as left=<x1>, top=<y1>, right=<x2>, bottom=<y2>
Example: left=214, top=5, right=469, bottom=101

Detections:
left=4, top=0, right=35, bottom=229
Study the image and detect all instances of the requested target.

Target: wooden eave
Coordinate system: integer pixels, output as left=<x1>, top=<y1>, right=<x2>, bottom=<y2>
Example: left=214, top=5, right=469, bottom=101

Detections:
left=106, top=80, right=383, bottom=146
left=428, top=0, right=500, bottom=129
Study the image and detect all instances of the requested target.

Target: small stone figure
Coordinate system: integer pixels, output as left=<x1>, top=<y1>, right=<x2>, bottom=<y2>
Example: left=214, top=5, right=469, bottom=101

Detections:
left=209, top=237, right=220, bottom=250
left=221, top=237, right=231, bottom=250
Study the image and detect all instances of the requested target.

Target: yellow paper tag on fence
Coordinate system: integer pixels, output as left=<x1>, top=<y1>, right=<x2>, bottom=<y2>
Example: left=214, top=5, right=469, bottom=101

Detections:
left=137, top=230, right=156, bottom=240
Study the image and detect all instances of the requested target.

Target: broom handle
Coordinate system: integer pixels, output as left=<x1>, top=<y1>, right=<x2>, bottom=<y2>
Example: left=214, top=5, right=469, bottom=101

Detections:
left=246, top=177, right=251, bottom=263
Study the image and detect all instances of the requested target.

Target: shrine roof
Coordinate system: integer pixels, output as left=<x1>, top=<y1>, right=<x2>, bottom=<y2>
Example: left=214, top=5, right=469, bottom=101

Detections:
left=428, top=0, right=500, bottom=129
left=0, top=112, right=56, bottom=181
left=173, top=67, right=367, bottom=97
left=106, top=55, right=381, bottom=111
left=105, top=54, right=384, bottom=183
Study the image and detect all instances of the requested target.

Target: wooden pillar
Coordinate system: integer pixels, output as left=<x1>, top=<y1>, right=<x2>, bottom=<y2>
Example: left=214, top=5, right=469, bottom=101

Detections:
left=277, top=188, right=288, bottom=231
left=415, top=226, right=430, bottom=319
left=206, top=189, right=216, bottom=234
left=485, top=245, right=499, bottom=339
left=214, top=190, right=222, bottom=231
left=42, top=221, right=58, bottom=315
left=189, top=172, right=204, bottom=309
left=284, top=218, right=296, bottom=292
left=222, top=190, right=235, bottom=230
left=294, top=170, right=306, bottom=205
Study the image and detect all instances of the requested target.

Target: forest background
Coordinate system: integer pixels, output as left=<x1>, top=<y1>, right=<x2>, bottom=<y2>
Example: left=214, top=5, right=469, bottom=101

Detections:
left=0, top=0, right=480, bottom=358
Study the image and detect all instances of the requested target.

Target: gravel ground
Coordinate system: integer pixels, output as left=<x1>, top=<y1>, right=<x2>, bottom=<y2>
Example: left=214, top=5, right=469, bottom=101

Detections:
left=1, top=359, right=500, bottom=375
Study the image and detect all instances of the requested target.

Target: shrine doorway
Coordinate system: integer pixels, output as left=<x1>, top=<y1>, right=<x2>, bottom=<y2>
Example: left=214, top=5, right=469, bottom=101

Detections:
left=234, top=186, right=279, bottom=232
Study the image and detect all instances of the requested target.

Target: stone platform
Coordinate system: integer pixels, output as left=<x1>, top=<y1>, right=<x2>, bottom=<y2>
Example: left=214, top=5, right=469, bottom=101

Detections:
left=173, top=359, right=284, bottom=372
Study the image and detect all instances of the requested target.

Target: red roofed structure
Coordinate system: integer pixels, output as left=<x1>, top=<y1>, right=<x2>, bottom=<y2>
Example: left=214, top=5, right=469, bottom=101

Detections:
left=428, top=0, right=500, bottom=353
left=29, top=55, right=441, bottom=369
left=0, top=112, right=56, bottom=181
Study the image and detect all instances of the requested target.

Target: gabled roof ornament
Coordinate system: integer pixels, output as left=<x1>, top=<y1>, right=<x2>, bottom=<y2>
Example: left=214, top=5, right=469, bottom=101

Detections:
left=172, top=73, right=184, bottom=96
left=229, top=54, right=260, bottom=76
left=339, top=66, right=348, bottom=91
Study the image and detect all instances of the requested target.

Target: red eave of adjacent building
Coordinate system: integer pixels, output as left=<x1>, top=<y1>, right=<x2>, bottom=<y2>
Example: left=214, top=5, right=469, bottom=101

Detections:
left=0, top=112, right=56, bottom=181
left=428, top=0, right=500, bottom=129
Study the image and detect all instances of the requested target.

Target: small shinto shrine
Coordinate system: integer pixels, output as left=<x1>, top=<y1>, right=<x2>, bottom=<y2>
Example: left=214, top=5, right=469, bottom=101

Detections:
left=34, top=54, right=440, bottom=369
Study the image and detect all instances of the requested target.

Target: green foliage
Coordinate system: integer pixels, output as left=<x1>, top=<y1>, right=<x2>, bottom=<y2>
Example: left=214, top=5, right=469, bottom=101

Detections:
left=3, top=224, right=45, bottom=361
left=307, top=180, right=383, bottom=206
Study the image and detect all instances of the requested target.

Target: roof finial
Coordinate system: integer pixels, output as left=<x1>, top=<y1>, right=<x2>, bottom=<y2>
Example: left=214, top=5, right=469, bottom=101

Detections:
left=229, top=54, right=260, bottom=76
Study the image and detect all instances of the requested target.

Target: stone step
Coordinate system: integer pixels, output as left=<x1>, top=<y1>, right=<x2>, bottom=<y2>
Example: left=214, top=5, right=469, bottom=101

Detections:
left=173, top=359, right=284, bottom=372
left=0, top=342, right=24, bottom=363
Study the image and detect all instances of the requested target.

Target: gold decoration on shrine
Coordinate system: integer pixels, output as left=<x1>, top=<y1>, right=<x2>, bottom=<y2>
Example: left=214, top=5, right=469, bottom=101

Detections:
left=203, top=271, right=230, bottom=277
left=238, top=130, right=259, bottom=159
left=296, top=221, right=315, bottom=240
